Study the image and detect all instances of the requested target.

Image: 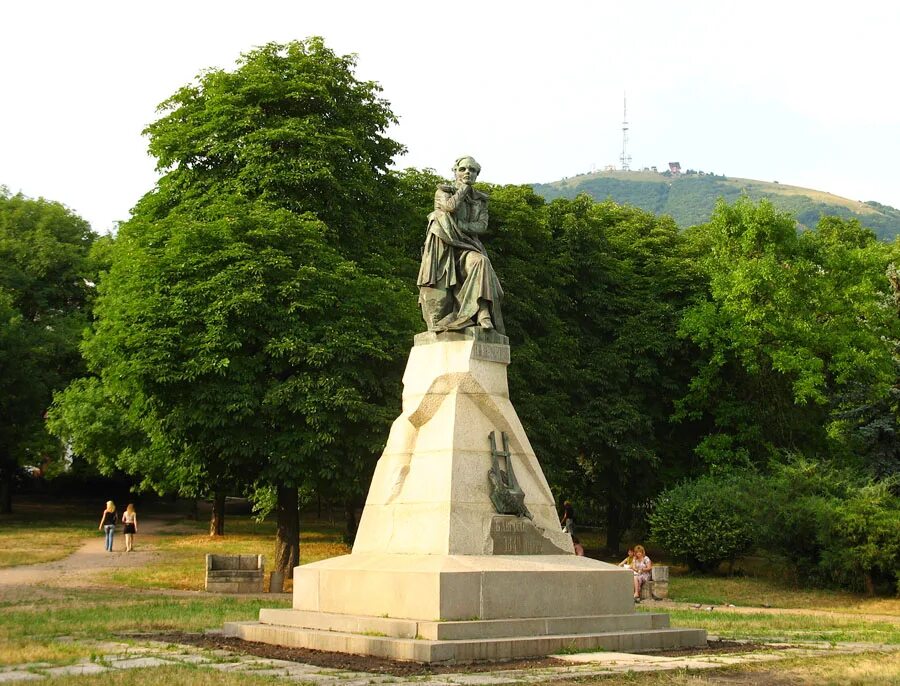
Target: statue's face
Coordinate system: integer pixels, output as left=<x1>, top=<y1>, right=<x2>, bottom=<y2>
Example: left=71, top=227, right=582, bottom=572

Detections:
left=455, top=158, right=480, bottom=185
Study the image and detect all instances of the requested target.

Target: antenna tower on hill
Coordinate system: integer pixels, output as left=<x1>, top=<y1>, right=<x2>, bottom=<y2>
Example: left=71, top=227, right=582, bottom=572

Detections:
left=619, top=93, right=631, bottom=172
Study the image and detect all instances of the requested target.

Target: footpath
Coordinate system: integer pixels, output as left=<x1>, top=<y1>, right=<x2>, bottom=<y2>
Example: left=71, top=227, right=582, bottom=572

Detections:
left=0, top=517, right=170, bottom=588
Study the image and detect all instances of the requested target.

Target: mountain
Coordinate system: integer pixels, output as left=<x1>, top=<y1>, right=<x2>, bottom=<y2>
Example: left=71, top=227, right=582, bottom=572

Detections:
left=532, top=170, right=900, bottom=241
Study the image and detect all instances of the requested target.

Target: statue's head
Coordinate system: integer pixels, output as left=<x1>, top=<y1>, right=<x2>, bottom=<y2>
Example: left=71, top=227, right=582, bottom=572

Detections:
left=453, top=156, right=481, bottom=185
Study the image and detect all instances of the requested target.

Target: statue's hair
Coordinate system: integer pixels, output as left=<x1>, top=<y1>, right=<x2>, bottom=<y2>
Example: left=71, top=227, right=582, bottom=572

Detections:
left=453, top=156, right=481, bottom=174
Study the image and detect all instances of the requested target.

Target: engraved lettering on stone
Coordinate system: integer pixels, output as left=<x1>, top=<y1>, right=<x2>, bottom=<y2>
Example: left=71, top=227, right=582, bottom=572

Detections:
left=489, top=516, right=569, bottom=555
left=472, top=343, right=510, bottom=363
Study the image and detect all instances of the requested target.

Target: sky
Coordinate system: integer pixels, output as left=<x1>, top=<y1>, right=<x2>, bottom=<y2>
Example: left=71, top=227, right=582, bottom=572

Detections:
left=2, top=1, right=898, bottom=234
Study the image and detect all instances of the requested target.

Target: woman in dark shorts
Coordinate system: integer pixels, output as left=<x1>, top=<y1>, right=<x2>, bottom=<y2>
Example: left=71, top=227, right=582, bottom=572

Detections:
left=122, top=503, right=138, bottom=552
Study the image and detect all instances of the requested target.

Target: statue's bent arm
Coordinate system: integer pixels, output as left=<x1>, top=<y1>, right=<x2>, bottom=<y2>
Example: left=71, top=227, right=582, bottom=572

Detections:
left=434, top=186, right=468, bottom=214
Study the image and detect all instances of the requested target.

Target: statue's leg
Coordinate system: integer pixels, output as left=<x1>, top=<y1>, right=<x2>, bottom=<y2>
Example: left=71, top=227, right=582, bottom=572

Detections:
left=456, top=251, right=500, bottom=330
left=419, top=286, right=452, bottom=331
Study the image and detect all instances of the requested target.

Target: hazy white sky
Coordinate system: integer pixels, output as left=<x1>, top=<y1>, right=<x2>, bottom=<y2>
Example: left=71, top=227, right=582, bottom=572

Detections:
left=2, top=1, right=898, bottom=233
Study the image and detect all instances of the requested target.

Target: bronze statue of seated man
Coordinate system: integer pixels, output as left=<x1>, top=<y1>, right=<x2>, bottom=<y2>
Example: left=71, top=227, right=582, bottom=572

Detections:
left=416, top=156, right=504, bottom=333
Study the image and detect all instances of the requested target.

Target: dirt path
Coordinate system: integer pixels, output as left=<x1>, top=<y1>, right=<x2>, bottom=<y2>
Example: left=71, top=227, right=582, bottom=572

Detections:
left=0, top=516, right=172, bottom=587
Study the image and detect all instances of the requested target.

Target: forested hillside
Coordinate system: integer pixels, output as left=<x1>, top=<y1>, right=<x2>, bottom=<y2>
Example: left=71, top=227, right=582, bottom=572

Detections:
left=533, top=171, right=900, bottom=240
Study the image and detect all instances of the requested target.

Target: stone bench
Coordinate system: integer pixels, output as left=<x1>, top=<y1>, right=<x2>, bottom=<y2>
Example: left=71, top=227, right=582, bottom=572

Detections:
left=639, top=565, right=669, bottom=600
left=205, top=554, right=264, bottom=593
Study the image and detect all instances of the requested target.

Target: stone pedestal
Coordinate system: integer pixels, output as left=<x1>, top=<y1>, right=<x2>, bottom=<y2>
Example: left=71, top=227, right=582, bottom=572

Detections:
left=226, top=330, right=705, bottom=661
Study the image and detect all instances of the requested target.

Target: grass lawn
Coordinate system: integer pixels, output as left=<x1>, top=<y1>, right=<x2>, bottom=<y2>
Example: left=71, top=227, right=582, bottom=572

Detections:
left=542, top=651, right=900, bottom=684
left=0, top=500, right=98, bottom=566
left=0, top=586, right=291, bottom=666
left=658, top=607, right=899, bottom=644
left=107, top=516, right=350, bottom=591
left=667, top=575, right=900, bottom=616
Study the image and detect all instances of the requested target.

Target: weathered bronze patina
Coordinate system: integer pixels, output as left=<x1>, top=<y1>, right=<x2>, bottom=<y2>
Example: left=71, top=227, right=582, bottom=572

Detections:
left=488, top=430, right=531, bottom=519
left=417, top=156, right=505, bottom=333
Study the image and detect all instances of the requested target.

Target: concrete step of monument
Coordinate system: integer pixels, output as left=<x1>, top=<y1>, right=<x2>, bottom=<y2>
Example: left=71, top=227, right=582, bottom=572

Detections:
left=258, top=608, right=669, bottom=640
left=224, top=621, right=707, bottom=663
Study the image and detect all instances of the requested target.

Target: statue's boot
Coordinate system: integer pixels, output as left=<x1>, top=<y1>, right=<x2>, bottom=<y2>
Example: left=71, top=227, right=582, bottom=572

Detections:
left=478, top=303, right=493, bottom=329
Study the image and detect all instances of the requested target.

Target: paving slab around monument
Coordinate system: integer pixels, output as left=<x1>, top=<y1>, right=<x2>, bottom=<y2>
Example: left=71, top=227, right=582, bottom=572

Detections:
left=0, top=636, right=896, bottom=684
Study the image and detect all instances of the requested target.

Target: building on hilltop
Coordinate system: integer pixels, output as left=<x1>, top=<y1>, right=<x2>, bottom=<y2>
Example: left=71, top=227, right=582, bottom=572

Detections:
left=668, top=162, right=682, bottom=175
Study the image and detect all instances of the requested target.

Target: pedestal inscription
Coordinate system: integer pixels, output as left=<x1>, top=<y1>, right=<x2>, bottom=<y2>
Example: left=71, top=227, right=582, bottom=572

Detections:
left=489, top=516, right=570, bottom=555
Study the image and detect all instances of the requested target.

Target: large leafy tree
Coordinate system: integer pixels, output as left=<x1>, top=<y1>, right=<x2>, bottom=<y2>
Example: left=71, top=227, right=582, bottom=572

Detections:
left=51, top=39, right=419, bottom=573
left=547, top=196, right=699, bottom=551
left=0, top=189, right=99, bottom=511
left=677, top=199, right=900, bottom=468
left=139, top=37, right=404, bottom=269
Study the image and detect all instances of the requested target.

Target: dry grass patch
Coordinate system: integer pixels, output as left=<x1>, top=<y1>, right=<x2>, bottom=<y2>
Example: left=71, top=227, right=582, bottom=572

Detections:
left=0, top=528, right=95, bottom=567
left=0, top=638, right=100, bottom=667
left=0, top=504, right=97, bottom=567
left=105, top=518, right=349, bottom=591
left=40, top=664, right=284, bottom=685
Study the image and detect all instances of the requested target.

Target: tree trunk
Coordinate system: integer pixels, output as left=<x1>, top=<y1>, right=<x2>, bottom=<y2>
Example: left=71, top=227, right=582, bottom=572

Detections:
left=188, top=498, right=199, bottom=521
left=0, top=473, right=11, bottom=515
left=344, top=499, right=359, bottom=546
left=605, top=497, right=622, bottom=555
left=209, top=491, right=226, bottom=536
left=864, top=572, right=876, bottom=596
left=0, top=456, right=13, bottom=514
left=275, top=485, right=300, bottom=579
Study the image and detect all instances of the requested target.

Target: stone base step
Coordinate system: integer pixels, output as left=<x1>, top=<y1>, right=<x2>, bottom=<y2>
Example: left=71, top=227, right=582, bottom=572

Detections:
left=223, top=620, right=707, bottom=663
left=258, top=608, right=671, bottom=640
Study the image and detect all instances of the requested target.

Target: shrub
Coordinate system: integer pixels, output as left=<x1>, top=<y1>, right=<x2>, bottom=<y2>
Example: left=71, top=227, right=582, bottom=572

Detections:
left=818, top=479, right=900, bottom=594
left=648, top=472, right=759, bottom=572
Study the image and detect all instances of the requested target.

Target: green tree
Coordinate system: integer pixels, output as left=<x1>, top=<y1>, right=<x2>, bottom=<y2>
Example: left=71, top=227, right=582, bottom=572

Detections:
left=676, top=199, right=900, bottom=468
left=544, top=196, right=699, bottom=552
left=51, top=40, right=419, bottom=573
left=0, top=189, right=98, bottom=511
left=139, top=37, right=404, bottom=268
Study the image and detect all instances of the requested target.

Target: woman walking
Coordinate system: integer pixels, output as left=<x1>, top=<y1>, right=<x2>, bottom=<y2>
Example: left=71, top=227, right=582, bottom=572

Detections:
left=98, top=501, right=117, bottom=552
left=122, top=503, right=138, bottom=552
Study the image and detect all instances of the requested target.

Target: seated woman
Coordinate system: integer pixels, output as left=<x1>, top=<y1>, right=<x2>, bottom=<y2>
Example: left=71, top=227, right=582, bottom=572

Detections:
left=572, top=536, right=585, bottom=556
left=619, top=547, right=634, bottom=568
left=416, top=156, right=504, bottom=333
left=630, top=544, right=653, bottom=602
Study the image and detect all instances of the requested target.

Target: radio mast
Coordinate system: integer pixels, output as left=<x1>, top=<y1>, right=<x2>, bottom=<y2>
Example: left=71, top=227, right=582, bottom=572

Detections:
left=619, top=93, right=631, bottom=172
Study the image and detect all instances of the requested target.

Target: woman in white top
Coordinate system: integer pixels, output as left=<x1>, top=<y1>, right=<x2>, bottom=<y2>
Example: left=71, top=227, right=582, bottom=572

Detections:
left=122, top=503, right=138, bottom=552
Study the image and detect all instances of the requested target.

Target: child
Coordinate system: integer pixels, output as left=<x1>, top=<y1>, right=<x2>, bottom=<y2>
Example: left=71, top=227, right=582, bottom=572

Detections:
left=572, top=536, right=585, bottom=556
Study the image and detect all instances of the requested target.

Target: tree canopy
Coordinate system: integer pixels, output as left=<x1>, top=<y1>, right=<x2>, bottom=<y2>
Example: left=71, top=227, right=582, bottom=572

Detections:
left=50, top=39, right=419, bottom=568
left=0, top=188, right=99, bottom=511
